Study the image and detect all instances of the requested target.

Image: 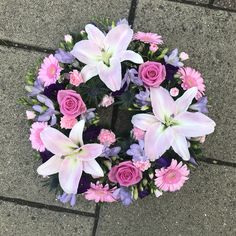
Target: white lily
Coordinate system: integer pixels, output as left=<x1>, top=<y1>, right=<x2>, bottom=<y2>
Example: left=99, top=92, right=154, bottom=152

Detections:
left=132, top=87, right=216, bottom=161
left=71, top=23, right=143, bottom=91
left=37, top=120, right=104, bottom=194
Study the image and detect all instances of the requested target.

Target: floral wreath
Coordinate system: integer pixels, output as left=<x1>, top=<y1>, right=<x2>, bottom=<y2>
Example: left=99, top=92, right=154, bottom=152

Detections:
left=22, top=18, right=215, bottom=207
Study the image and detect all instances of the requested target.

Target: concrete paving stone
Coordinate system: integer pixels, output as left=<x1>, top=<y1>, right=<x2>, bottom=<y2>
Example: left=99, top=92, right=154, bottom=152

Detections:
left=0, top=0, right=131, bottom=49
left=0, top=201, right=94, bottom=236
left=97, top=163, right=236, bottom=236
left=0, top=46, right=100, bottom=212
left=214, top=0, right=236, bottom=10
left=132, top=0, right=236, bottom=162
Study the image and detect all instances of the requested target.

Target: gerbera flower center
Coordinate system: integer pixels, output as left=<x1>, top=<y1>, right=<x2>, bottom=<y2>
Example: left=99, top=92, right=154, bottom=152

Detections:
left=47, top=64, right=57, bottom=78
left=185, top=76, right=197, bottom=88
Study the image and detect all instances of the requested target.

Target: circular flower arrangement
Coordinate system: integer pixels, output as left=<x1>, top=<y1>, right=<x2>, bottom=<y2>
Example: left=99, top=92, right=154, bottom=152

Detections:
left=21, top=19, right=215, bottom=206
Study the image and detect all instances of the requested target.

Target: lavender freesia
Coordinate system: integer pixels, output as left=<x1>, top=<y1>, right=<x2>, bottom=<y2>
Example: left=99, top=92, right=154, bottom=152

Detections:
left=190, top=97, right=209, bottom=113
left=126, top=140, right=148, bottom=162
left=57, top=192, right=76, bottom=207
left=55, top=48, right=75, bottom=64
left=164, top=49, right=183, bottom=68
left=26, top=79, right=44, bottom=97
left=101, top=146, right=121, bottom=158
left=135, top=89, right=151, bottom=107
left=112, top=187, right=132, bottom=206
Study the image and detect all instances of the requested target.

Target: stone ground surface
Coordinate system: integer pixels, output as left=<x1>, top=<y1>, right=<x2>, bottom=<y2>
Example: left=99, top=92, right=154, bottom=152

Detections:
left=0, top=0, right=235, bottom=236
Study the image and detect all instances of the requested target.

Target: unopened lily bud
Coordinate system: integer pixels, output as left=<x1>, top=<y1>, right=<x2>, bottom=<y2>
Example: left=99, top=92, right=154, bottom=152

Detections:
left=149, top=173, right=154, bottom=179
left=103, top=160, right=112, bottom=170
left=142, top=178, right=148, bottom=186
left=133, top=186, right=139, bottom=200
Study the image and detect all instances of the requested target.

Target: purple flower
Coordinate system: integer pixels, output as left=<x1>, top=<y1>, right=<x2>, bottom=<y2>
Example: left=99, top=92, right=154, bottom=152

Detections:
left=26, top=79, right=44, bottom=97
left=139, top=189, right=150, bottom=199
left=123, top=69, right=143, bottom=87
left=80, top=108, right=96, bottom=122
left=135, top=89, right=151, bottom=107
left=164, top=48, right=183, bottom=67
left=54, top=49, right=75, bottom=64
left=83, top=125, right=101, bottom=142
left=165, top=64, right=179, bottom=80
left=77, top=174, right=91, bottom=194
left=43, top=81, right=67, bottom=100
left=190, top=97, right=209, bottom=113
left=155, top=156, right=171, bottom=168
left=40, top=149, right=54, bottom=163
left=100, top=146, right=121, bottom=158
left=57, top=192, right=76, bottom=207
left=112, top=187, right=132, bottom=206
left=126, top=140, right=147, bottom=162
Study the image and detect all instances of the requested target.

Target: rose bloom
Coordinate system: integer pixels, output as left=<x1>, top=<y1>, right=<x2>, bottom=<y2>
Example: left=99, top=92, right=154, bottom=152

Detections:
left=139, top=61, right=166, bottom=87
left=98, top=129, right=116, bottom=146
left=108, top=161, right=142, bottom=187
left=57, top=90, right=87, bottom=118
left=69, top=70, right=84, bottom=87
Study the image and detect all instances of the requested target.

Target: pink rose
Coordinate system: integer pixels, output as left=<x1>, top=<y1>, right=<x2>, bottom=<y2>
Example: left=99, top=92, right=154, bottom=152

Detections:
left=138, top=61, right=166, bottom=87
left=57, top=90, right=87, bottom=118
left=108, top=161, right=142, bottom=187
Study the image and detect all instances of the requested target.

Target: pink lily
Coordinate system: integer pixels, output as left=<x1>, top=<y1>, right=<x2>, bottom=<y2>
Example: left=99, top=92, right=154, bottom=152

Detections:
left=37, top=120, right=104, bottom=194
left=131, top=87, right=216, bottom=161
left=71, top=23, right=143, bottom=91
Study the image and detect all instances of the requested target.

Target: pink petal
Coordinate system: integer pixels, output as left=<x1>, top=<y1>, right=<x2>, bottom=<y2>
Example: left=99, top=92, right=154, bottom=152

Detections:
left=40, top=127, right=77, bottom=155
left=59, top=158, right=83, bottom=194
left=145, top=123, right=173, bottom=161
left=174, top=112, right=216, bottom=137
left=175, top=87, right=198, bottom=114
left=81, top=64, right=98, bottom=82
left=85, top=24, right=105, bottom=48
left=83, top=159, right=104, bottom=178
left=37, top=155, right=62, bottom=176
left=105, top=24, right=133, bottom=55
left=70, top=40, right=101, bottom=65
left=69, top=120, right=85, bottom=146
left=120, top=50, right=143, bottom=64
left=131, top=114, right=158, bottom=131
left=150, top=87, right=176, bottom=123
left=97, top=57, right=122, bottom=91
left=78, top=144, right=104, bottom=161
left=171, top=134, right=190, bottom=160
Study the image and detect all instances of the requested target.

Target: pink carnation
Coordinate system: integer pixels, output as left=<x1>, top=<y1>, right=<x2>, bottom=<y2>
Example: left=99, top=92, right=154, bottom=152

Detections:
left=60, top=116, right=77, bottom=129
left=98, top=129, right=116, bottom=146
left=38, top=55, right=62, bottom=87
left=132, top=127, right=145, bottom=140
left=155, top=159, right=190, bottom=192
left=69, top=70, right=84, bottom=87
left=84, top=182, right=116, bottom=203
left=133, top=32, right=163, bottom=45
left=178, top=67, right=205, bottom=100
left=99, top=94, right=114, bottom=108
left=29, top=122, right=48, bottom=152
left=133, top=160, right=151, bottom=172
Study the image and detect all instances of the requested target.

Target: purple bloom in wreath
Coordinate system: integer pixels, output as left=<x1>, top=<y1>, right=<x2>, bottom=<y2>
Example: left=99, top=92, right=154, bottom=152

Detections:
left=123, top=69, right=143, bottom=87
left=190, top=97, right=209, bottom=114
left=156, top=156, right=172, bottom=168
left=43, top=81, right=67, bottom=100
left=138, top=189, right=150, bottom=199
left=26, top=79, right=44, bottom=97
left=55, top=48, right=75, bottom=64
left=165, top=64, right=179, bottom=80
left=100, top=146, right=121, bottom=158
left=164, top=48, right=183, bottom=68
left=57, top=192, right=76, bottom=207
left=77, top=174, right=91, bottom=194
left=135, top=89, right=150, bottom=107
left=126, top=140, right=147, bottom=162
left=83, top=125, right=101, bottom=142
left=40, top=149, right=54, bottom=163
left=80, top=108, right=96, bottom=122
left=112, top=187, right=132, bottom=206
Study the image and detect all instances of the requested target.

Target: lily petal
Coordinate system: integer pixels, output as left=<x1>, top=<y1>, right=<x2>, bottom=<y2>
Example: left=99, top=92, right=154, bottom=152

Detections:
left=175, top=87, right=198, bottom=114
left=70, top=40, right=101, bottom=65
left=78, top=144, right=104, bottom=161
left=97, top=57, right=122, bottom=91
left=150, top=87, right=176, bottom=123
left=59, top=158, right=83, bottom=194
left=131, top=113, right=158, bottom=131
left=83, top=159, right=104, bottom=178
left=145, top=123, right=173, bottom=161
left=105, top=24, right=133, bottom=55
left=69, top=120, right=85, bottom=146
left=171, top=134, right=190, bottom=160
left=37, top=155, right=62, bottom=176
left=174, top=111, right=216, bottom=137
left=81, top=64, right=98, bottom=82
left=40, top=127, right=77, bottom=155
left=85, top=24, right=105, bottom=48
left=120, top=50, right=143, bottom=64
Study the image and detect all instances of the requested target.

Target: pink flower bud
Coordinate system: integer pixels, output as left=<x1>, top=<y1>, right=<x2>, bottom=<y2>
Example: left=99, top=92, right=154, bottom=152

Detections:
left=170, top=87, right=179, bottom=97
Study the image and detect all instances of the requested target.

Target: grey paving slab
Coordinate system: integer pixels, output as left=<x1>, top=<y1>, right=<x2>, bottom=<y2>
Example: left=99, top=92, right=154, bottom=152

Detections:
left=0, top=46, right=97, bottom=212
left=0, top=201, right=94, bottom=236
left=214, top=0, right=236, bottom=10
left=97, top=163, right=236, bottom=236
left=0, top=0, right=130, bottom=49
left=132, top=0, right=236, bottom=162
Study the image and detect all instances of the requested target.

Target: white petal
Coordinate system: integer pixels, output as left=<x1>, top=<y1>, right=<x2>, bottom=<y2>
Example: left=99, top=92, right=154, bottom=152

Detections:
left=83, top=159, right=104, bottom=178
left=37, top=155, right=62, bottom=176
left=171, top=134, right=190, bottom=161
left=145, top=123, right=174, bottom=161
left=81, top=64, right=98, bottom=82
left=97, top=57, right=122, bottom=91
left=174, top=111, right=216, bottom=137
left=150, top=87, right=176, bottom=123
left=69, top=120, right=85, bottom=146
left=120, top=50, right=143, bottom=64
left=78, top=144, right=104, bottom=161
left=71, top=40, right=101, bottom=65
left=85, top=24, right=105, bottom=48
left=131, top=113, right=158, bottom=131
left=175, top=87, right=198, bottom=114
left=40, top=127, right=77, bottom=155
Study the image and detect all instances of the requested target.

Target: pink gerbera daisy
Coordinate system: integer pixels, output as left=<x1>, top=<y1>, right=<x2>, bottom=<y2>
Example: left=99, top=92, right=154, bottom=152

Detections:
left=38, top=54, right=62, bottom=87
left=84, top=182, right=116, bottom=203
left=155, top=159, right=190, bottom=192
left=133, top=31, right=163, bottom=45
left=29, top=122, right=48, bottom=152
left=178, top=67, right=205, bottom=100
